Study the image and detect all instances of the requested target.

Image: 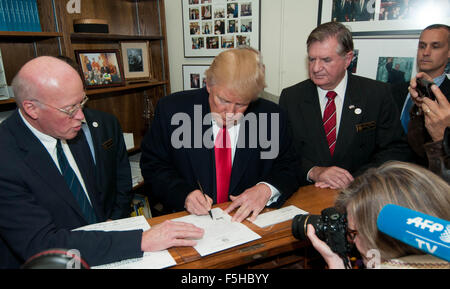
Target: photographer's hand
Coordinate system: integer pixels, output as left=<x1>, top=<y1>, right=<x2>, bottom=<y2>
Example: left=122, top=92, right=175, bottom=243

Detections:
left=421, top=85, right=450, bottom=142
left=409, top=72, right=434, bottom=107
left=306, top=224, right=346, bottom=269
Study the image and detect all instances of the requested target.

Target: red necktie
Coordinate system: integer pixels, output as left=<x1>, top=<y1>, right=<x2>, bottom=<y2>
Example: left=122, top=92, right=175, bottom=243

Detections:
left=214, top=127, right=232, bottom=204
left=323, top=91, right=337, bottom=156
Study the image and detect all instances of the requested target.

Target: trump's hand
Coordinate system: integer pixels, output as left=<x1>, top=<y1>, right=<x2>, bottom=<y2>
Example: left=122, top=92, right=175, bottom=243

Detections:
left=224, top=183, right=271, bottom=223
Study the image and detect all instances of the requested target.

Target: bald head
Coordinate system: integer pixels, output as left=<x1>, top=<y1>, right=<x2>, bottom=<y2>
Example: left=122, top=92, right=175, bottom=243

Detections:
left=13, top=56, right=86, bottom=140
left=12, top=56, right=83, bottom=108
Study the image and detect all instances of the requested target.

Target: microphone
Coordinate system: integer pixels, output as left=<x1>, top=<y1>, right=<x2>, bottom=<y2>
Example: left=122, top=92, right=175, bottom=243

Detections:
left=377, top=204, right=450, bottom=262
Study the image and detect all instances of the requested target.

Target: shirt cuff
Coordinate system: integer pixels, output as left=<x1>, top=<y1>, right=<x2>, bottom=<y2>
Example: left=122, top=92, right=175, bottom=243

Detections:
left=306, top=167, right=314, bottom=183
left=258, top=182, right=281, bottom=206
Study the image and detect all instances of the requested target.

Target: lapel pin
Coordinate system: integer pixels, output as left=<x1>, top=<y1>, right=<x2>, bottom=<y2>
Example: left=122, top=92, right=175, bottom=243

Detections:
left=93, top=122, right=99, bottom=128
left=355, top=108, right=362, bottom=115
left=349, top=105, right=355, bottom=110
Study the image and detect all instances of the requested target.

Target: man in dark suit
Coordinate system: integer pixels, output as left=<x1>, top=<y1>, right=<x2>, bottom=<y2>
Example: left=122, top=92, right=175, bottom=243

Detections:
left=0, top=56, right=203, bottom=268
left=81, top=108, right=133, bottom=219
left=403, top=24, right=450, bottom=179
left=279, top=22, right=410, bottom=190
left=140, top=46, right=299, bottom=223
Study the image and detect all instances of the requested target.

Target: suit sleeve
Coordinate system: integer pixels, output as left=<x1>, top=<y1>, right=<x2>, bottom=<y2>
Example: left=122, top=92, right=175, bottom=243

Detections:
left=0, top=157, right=143, bottom=267
left=279, top=89, right=312, bottom=185
left=355, top=83, right=412, bottom=175
left=110, top=116, right=133, bottom=219
left=259, top=106, right=302, bottom=207
left=140, top=100, right=194, bottom=212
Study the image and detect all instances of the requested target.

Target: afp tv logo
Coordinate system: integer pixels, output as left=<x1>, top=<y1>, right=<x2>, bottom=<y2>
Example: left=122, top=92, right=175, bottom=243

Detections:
left=66, top=0, right=81, bottom=14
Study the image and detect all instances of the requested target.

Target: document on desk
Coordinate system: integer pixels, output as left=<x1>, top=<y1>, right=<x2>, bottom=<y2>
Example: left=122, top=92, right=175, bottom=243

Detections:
left=73, top=216, right=177, bottom=269
left=251, top=205, right=309, bottom=228
left=172, top=208, right=261, bottom=256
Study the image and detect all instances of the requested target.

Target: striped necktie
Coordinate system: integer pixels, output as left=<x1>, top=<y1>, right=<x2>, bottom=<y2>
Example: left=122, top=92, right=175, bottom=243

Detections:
left=323, top=91, right=337, bottom=156
left=56, top=139, right=97, bottom=224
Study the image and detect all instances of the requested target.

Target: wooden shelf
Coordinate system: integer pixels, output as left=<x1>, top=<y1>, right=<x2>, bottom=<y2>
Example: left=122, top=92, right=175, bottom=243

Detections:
left=85, top=80, right=168, bottom=96
left=70, top=33, right=165, bottom=42
left=0, top=31, right=63, bottom=41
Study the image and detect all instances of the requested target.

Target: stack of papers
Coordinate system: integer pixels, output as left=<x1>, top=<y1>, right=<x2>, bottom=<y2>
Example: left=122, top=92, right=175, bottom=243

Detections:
left=251, top=205, right=309, bottom=228
left=172, top=208, right=261, bottom=256
left=129, top=153, right=143, bottom=187
left=74, top=216, right=176, bottom=269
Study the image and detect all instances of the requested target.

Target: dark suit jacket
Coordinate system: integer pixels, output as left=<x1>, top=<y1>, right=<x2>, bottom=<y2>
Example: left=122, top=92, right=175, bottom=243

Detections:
left=140, top=88, right=300, bottom=213
left=0, top=110, right=142, bottom=268
left=83, top=108, right=133, bottom=219
left=279, top=73, right=411, bottom=181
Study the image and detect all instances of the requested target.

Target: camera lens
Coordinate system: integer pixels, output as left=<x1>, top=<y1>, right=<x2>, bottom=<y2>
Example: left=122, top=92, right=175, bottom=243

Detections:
left=292, top=214, right=321, bottom=241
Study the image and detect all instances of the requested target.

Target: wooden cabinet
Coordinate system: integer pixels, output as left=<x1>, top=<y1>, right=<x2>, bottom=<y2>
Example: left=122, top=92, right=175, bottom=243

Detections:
left=0, top=0, right=170, bottom=150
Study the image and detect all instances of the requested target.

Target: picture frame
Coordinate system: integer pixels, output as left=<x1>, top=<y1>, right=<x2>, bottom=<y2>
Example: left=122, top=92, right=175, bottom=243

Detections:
left=182, top=64, right=210, bottom=90
left=318, top=0, right=450, bottom=36
left=352, top=37, right=419, bottom=83
left=75, top=49, right=125, bottom=89
left=182, top=0, right=261, bottom=57
left=120, top=41, right=153, bottom=82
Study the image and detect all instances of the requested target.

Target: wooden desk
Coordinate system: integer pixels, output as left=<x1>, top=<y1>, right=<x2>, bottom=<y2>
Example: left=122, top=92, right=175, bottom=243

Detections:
left=147, top=185, right=338, bottom=269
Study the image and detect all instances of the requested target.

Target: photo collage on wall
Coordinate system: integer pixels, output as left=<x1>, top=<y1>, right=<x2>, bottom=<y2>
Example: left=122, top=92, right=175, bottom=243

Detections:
left=183, top=0, right=260, bottom=57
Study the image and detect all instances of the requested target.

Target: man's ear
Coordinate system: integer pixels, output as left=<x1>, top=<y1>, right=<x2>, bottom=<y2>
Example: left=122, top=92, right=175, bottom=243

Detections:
left=21, top=100, right=39, bottom=120
left=345, top=50, right=354, bottom=68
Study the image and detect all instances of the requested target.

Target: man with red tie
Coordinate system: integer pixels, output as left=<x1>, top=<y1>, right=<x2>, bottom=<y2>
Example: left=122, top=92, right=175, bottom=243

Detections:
left=140, top=46, right=299, bottom=222
left=279, top=22, right=410, bottom=190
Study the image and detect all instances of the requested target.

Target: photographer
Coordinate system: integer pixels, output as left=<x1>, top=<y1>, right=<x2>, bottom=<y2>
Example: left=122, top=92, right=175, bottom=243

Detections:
left=307, top=161, right=450, bottom=269
left=408, top=73, right=450, bottom=182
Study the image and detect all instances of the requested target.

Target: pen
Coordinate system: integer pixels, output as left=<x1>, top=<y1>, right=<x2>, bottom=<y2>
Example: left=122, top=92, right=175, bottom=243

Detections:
left=197, top=180, right=213, bottom=219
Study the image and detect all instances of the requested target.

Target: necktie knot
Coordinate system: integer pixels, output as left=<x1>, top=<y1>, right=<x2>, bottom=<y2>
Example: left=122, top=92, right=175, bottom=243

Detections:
left=326, top=91, right=337, bottom=101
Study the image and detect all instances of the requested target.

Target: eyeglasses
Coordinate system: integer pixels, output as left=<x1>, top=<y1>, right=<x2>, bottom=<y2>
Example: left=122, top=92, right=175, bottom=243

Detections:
left=346, top=228, right=358, bottom=242
left=34, top=95, right=88, bottom=119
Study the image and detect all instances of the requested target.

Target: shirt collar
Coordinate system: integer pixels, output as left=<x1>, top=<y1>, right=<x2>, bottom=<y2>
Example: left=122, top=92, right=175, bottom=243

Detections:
left=433, top=73, right=447, bottom=87
left=317, top=71, right=348, bottom=101
left=18, top=108, right=58, bottom=151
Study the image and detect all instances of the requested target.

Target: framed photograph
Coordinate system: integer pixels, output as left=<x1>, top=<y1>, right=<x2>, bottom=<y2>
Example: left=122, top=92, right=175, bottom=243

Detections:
left=75, top=49, right=125, bottom=89
left=182, top=64, right=210, bottom=90
left=120, top=41, right=153, bottom=82
left=182, top=0, right=261, bottom=57
left=318, top=0, right=450, bottom=36
left=352, top=38, right=419, bottom=82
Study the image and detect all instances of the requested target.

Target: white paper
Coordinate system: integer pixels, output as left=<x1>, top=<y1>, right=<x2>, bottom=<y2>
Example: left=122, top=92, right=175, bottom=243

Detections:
left=73, top=216, right=177, bottom=269
left=251, top=205, right=309, bottom=228
left=172, top=208, right=261, bottom=256
left=123, top=132, right=135, bottom=150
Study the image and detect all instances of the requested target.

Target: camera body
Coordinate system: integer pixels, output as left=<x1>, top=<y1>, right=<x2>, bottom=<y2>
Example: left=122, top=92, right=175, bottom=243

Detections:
left=416, top=78, right=435, bottom=100
left=292, top=207, right=351, bottom=257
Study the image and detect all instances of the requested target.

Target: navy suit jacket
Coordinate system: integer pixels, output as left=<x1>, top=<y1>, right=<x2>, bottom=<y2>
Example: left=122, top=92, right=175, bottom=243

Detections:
left=83, top=108, right=133, bottom=219
left=0, top=110, right=141, bottom=268
left=279, top=73, right=411, bottom=181
left=140, top=88, right=300, bottom=213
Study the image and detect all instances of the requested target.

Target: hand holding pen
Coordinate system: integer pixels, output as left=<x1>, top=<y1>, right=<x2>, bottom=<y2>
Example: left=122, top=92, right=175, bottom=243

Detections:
left=197, top=180, right=213, bottom=219
left=184, top=181, right=214, bottom=218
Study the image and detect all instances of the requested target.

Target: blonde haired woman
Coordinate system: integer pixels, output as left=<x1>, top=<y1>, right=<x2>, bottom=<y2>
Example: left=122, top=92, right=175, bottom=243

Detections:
left=308, top=161, right=450, bottom=269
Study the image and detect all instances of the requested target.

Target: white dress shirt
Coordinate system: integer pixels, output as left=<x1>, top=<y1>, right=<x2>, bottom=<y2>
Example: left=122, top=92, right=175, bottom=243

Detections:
left=316, top=71, right=348, bottom=137
left=307, top=71, right=348, bottom=181
left=211, top=118, right=280, bottom=206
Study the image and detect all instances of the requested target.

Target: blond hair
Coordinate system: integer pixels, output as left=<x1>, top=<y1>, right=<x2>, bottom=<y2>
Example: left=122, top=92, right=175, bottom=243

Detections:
left=205, top=46, right=266, bottom=102
left=335, top=161, right=450, bottom=261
